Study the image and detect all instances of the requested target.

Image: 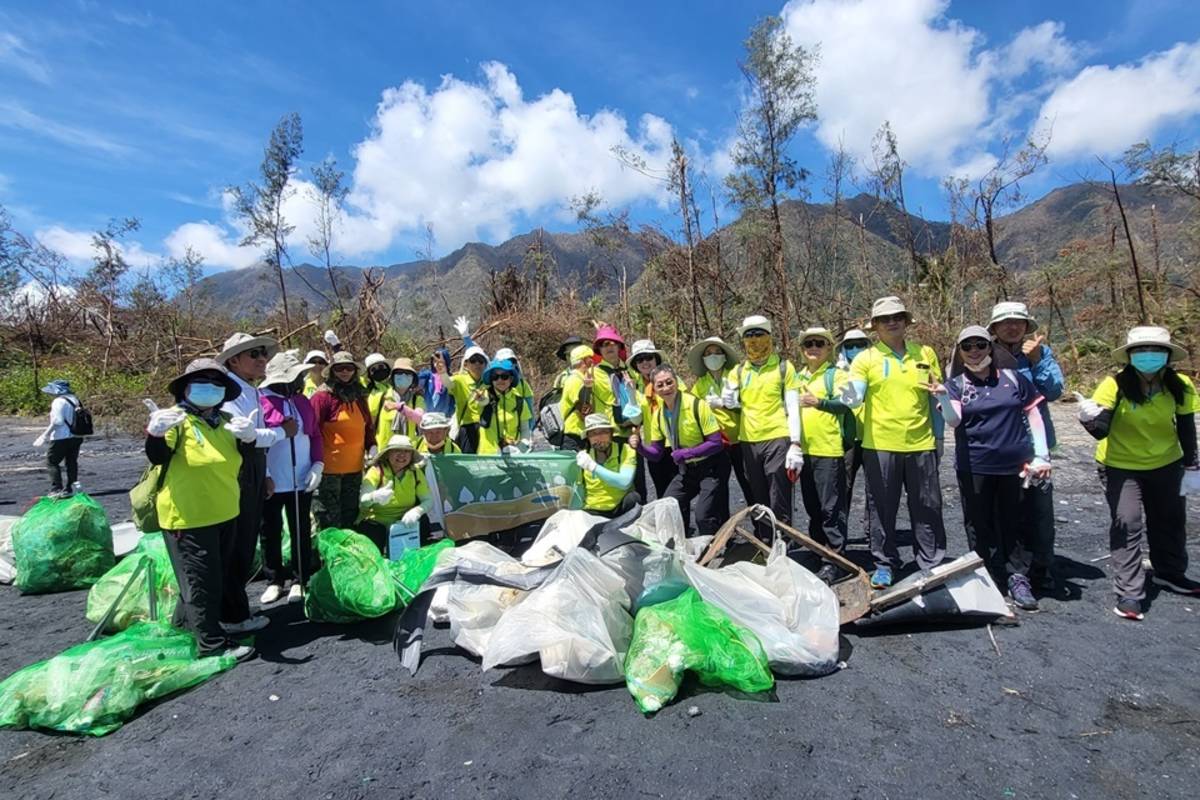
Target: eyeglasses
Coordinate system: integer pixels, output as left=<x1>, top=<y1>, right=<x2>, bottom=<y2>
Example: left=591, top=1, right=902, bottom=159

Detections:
left=959, top=340, right=990, bottom=352
left=332, top=364, right=356, bottom=372
left=742, top=331, right=769, bottom=339
left=246, top=347, right=269, bottom=359
left=802, top=339, right=829, bottom=349
left=874, top=313, right=907, bottom=324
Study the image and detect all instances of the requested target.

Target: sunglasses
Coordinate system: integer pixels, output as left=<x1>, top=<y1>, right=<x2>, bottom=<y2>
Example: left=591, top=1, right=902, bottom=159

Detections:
left=467, top=357, right=487, bottom=365
left=246, top=347, right=269, bottom=359
left=874, top=313, right=907, bottom=324
left=332, top=364, right=356, bottom=372
left=633, top=355, right=658, bottom=365
left=743, top=331, right=769, bottom=339
left=492, top=372, right=513, bottom=381
left=960, top=340, right=990, bottom=352
left=802, top=339, right=829, bottom=348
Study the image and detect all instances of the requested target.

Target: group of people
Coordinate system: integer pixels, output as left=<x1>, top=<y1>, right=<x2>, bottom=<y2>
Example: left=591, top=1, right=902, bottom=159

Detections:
left=33, top=296, right=1198, bottom=662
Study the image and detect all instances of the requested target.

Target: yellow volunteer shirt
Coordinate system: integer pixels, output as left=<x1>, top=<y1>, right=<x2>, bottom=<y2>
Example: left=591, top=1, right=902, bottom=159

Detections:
left=582, top=442, right=637, bottom=512
left=649, top=392, right=721, bottom=463
left=359, top=463, right=429, bottom=526
left=1093, top=374, right=1199, bottom=470
left=157, top=415, right=243, bottom=530
left=693, top=372, right=740, bottom=442
left=848, top=341, right=941, bottom=452
left=478, top=390, right=526, bottom=455
left=374, top=392, right=426, bottom=451
left=735, top=354, right=798, bottom=443
left=417, top=438, right=461, bottom=456
left=449, top=372, right=485, bottom=425
left=559, top=371, right=592, bottom=438
left=591, top=362, right=622, bottom=430
left=798, top=362, right=851, bottom=458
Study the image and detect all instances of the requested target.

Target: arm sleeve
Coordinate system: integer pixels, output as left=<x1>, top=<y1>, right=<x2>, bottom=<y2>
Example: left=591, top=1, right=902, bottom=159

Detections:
left=674, top=431, right=724, bottom=461
left=1178, top=413, right=1198, bottom=467
left=594, top=464, right=635, bottom=490
left=145, top=433, right=171, bottom=465
left=1082, top=378, right=1117, bottom=439
left=1032, top=345, right=1065, bottom=401
left=1026, top=402, right=1050, bottom=459
left=785, top=389, right=802, bottom=443
left=639, top=440, right=666, bottom=461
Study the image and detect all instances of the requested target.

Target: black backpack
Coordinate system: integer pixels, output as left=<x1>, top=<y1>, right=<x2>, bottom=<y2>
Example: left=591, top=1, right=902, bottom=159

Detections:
left=65, top=397, right=94, bottom=437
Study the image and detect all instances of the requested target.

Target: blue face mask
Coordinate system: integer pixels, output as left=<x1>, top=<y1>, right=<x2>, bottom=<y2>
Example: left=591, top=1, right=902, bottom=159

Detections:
left=843, top=346, right=866, bottom=362
left=1130, top=351, right=1169, bottom=375
left=393, top=373, right=414, bottom=391
left=185, top=381, right=226, bottom=409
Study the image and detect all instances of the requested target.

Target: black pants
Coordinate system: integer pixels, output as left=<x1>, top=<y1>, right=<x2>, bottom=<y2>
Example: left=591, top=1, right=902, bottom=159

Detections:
left=1100, top=460, right=1188, bottom=601
left=1020, top=478, right=1056, bottom=583
left=47, top=437, right=82, bottom=491
left=314, top=471, right=363, bottom=531
left=261, top=490, right=316, bottom=587
left=163, top=521, right=237, bottom=655
left=357, top=516, right=433, bottom=558
left=664, top=452, right=729, bottom=537
left=648, top=455, right=678, bottom=500
left=457, top=422, right=480, bottom=454
left=741, top=438, right=792, bottom=539
left=862, top=448, right=946, bottom=571
left=957, top=471, right=1030, bottom=583
left=591, top=491, right=643, bottom=519
left=800, top=454, right=848, bottom=553
left=222, top=448, right=266, bottom=624
left=729, top=443, right=755, bottom=510
left=844, top=442, right=876, bottom=541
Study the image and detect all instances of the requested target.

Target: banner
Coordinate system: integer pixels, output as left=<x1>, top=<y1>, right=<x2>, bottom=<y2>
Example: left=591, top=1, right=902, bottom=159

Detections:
left=424, top=452, right=583, bottom=540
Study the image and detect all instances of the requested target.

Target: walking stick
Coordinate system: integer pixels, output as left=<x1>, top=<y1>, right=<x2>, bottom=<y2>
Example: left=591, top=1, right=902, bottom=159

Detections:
left=287, top=399, right=306, bottom=597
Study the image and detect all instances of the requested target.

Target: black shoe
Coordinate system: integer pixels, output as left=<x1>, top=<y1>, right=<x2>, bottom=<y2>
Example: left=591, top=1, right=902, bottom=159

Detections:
left=816, top=564, right=842, bottom=585
left=1151, top=573, right=1200, bottom=596
left=1113, top=597, right=1144, bottom=621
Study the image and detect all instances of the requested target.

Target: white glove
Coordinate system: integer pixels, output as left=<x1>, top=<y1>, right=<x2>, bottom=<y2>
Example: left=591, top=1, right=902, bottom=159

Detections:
left=502, top=445, right=521, bottom=455
left=706, top=394, right=724, bottom=409
left=305, top=462, right=324, bottom=493
left=1072, top=392, right=1104, bottom=423
left=401, top=506, right=424, bottom=525
left=33, top=433, right=47, bottom=448
left=363, top=483, right=394, bottom=506
left=224, top=415, right=258, bottom=443
left=366, top=446, right=378, bottom=463
left=518, top=438, right=532, bottom=453
left=721, top=382, right=740, bottom=410
left=785, top=443, right=804, bottom=471
left=454, top=316, right=470, bottom=337
left=147, top=407, right=187, bottom=438
left=323, top=329, right=340, bottom=348
left=575, top=450, right=598, bottom=474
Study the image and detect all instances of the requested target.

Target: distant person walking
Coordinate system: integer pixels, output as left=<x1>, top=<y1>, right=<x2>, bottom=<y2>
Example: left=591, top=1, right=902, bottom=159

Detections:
left=33, top=379, right=87, bottom=498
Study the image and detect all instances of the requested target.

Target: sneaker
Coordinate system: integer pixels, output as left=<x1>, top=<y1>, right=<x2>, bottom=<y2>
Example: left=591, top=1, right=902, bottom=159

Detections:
left=1113, top=597, right=1144, bottom=621
left=1151, top=573, right=1200, bottom=596
left=816, top=564, right=843, bottom=585
left=287, top=583, right=304, bottom=604
left=870, top=566, right=893, bottom=589
left=221, top=615, right=270, bottom=635
left=1008, top=575, right=1040, bottom=611
left=259, top=584, right=284, bottom=605
left=221, top=643, right=257, bottom=663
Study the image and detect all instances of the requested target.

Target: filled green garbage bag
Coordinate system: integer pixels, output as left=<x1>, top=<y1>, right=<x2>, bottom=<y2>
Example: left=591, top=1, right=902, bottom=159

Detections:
left=389, top=539, right=454, bottom=606
left=0, top=621, right=236, bottom=736
left=304, top=528, right=397, bottom=623
left=85, top=533, right=180, bottom=632
left=624, top=588, right=774, bottom=714
left=13, top=493, right=115, bottom=594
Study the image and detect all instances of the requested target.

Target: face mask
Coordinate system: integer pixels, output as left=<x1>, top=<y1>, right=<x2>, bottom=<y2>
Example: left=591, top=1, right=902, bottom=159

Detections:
left=966, top=355, right=992, bottom=374
left=703, top=354, right=727, bottom=371
left=393, top=373, right=414, bottom=391
left=369, top=368, right=390, bottom=384
left=744, top=335, right=773, bottom=363
left=1130, top=351, right=1169, bottom=374
left=843, top=346, right=865, bottom=362
left=185, top=382, right=225, bottom=409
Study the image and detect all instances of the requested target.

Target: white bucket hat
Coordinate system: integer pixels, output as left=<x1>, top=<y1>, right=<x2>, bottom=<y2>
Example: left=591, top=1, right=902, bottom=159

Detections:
left=462, top=345, right=488, bottom=366
left=583, top=413, right=615, bottom=434
left=302, top=349, right=328, bottom=366
left=738, top=315, right=773, bottom=337
left=217, top=332, right=279, bottom=364
left=799, top=326, right=836, bottom=347
left=1112, top=326, right=1188, bottom=364
left=629, top=339, right=664, bottom=364
left=686, top=336, right=739, bottom=377
left=262, top=351, right=310, bottom=387
left=495, top=347, right=517, bottom=362
left=988, top=301, right=1038, bottom=333
left=364, top=353, right=389, bottom=370
left=419, top=412, right=452, bottom=431
left=840, top=328, right=870, bottom=346
left=374, top=434, right=418, bottom=466
left=866, top=296, right=914, bottom=327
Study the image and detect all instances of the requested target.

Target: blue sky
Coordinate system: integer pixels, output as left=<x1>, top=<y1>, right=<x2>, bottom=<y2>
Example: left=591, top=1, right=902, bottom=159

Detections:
left=1, top=0, right=1198, bottom=272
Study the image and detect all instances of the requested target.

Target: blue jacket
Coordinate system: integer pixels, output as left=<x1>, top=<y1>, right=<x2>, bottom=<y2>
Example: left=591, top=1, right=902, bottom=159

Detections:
left=1012, top=343, right=1064, bottom=449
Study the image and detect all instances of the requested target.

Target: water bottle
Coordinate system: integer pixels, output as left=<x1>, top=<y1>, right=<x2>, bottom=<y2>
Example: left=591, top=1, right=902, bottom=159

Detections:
left=387, top=520, right=421, bottom=561
left=71, top=481, right=82, bottom=496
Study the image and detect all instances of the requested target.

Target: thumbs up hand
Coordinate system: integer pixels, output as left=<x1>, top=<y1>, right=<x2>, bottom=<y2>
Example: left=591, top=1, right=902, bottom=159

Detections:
left=1022, top=334, right=1045, bottom=364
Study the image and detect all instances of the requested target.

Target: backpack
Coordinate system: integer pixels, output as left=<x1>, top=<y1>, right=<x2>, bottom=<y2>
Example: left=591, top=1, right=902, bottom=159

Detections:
left=64, top=397, right=94, bottom=437
left=538, top=387, right=568, bottom=447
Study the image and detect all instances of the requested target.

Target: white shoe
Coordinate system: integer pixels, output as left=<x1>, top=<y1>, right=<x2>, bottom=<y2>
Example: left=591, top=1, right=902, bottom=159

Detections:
left=260, top=585, right=284, bottom=605
left=287, top=583, right=304, bottom=604
left=220, top=643, right=257, bottom=663
left=221, top=615, right=269, bottom=635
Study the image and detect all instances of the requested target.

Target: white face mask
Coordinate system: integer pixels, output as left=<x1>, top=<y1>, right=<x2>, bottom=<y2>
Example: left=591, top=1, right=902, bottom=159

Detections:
left=703, top=353, right=726, bottom=371
left=967, top=354, right=993, bottom=373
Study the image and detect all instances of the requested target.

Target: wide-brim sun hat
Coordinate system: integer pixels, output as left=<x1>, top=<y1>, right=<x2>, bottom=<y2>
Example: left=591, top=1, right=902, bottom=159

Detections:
left=216, top=332, right=279, bottom=364
left=1112, top=326, right=1188, bottom=364
left=419, top=411, right=452, bottom=431
left=364, top=353, right=389, bottom=371
left=840, top=328, right=870, bottom=346
left=799, top=327, right=836, bottom=347
left=686, top=336, right=739, bottom=378
left=262, top=352, right=310, bottom=387
left=168, top=358, right=242, bottom=403
left=568, top=344, right=598, bottom=367
left=302, top=349, right=328, bottom=366
left=462, top=345, right=488, bottom=366
left=988, top=301, right=1038, bottom=334
left=40, top=379, right=72, bottom=396
left=592, top=324, right=628, bottom=362
left=738, top=315, right=773, bottom=337
left=374, top=434, right=418, bottom=466
left=556, top=335, right=583, bottom=361
left=323, top=351, right=361, bottom=380
left=391, top=356, right=416, bottom=375
left=482, top=358, right=518, bottom=386
left=628, top=339, right=664, bottom=365
left=584, top=413, right=615, bottom=434
left=865, top=296, right=915, bottom=328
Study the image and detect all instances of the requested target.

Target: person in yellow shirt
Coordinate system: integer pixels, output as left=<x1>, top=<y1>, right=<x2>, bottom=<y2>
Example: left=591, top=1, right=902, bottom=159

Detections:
left=845, top=296, right=946, bottom=588
left=302, top=350, right=328, bottom=397
left=375, top=357, right=426, bottom=451
left=449, top=345, right=489, bottom=453
left=721, top=314, right=804, bottom=540
left=553, top=336, right=583, bottom=390
left=591, top=324, right=641, bottom=439
left=688, top=336, right=753, bottom=505
left=558, top=344, right=598, bottom=452
left=477, top=358, right=533, bottom=455
left=628, top=339, right=678, bottom=498
left=837, top=328, right=875, bottom=542
left=363, top=353, right=392, bottom=425
left=416, top=412, right=461, bottom=456
left=639, top=366, right=727, bottom=536
left=1078, top=326, right=1200, bottom=620
left=796, top=327, right=855, bottom=581
left=357, top=435, right=432, bottom=555
left=575, top=414, right=640, bottom=517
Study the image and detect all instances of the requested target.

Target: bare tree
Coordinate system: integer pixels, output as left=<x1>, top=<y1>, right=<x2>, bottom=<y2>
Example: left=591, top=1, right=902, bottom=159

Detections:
left=1122, top=140, right=1200, bottom=201
left=971, top=134, right=1050, bottom=295
left=308, top=155, right=349, bottom=316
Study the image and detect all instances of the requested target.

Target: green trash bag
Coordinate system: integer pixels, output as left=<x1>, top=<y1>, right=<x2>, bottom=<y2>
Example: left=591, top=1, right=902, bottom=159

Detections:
left=0, top=621, right=236, bottom=736
left=389, top=539, right=454, bottom=606
left=13, top=493, right=116, bottom=594
left=304, top=528, right=396, bottom=623
left=624, top=588, right=774, bottom=714
left=85, top=533, right=180, bottom=632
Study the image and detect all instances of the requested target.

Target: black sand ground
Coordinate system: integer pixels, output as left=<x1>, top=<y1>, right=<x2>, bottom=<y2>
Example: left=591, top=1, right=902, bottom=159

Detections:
left=1, top=407, right=1198, bottom=799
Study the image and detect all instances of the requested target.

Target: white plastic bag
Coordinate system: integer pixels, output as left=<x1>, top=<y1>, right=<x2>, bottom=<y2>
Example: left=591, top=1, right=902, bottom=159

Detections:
left=521, top=508, right=607, bottom=567
left=619, top=498, right=685, bottom=548
left=482, top=548, right=633, bottom=684
left=683, top=538, right=840, bottom=676
left=0, top=516, right=16, bottom=585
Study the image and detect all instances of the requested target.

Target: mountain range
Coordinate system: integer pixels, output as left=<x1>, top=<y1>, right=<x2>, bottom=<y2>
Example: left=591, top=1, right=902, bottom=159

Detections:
left=196, top=181, right=1195, bottom=322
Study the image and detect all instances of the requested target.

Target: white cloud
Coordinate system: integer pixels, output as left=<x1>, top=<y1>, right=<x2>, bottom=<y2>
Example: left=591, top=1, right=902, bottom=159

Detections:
left=992, top=21, right=1079, bottom=80
left=0, top=32, right=51, bottom=84
left=164, top=221, right=260, bottom=270
left=0, top=101, right=131, bottom=157
left=36, top=225, right=159, bottom=269
left=1037, top=40, right=1200, bottom=159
